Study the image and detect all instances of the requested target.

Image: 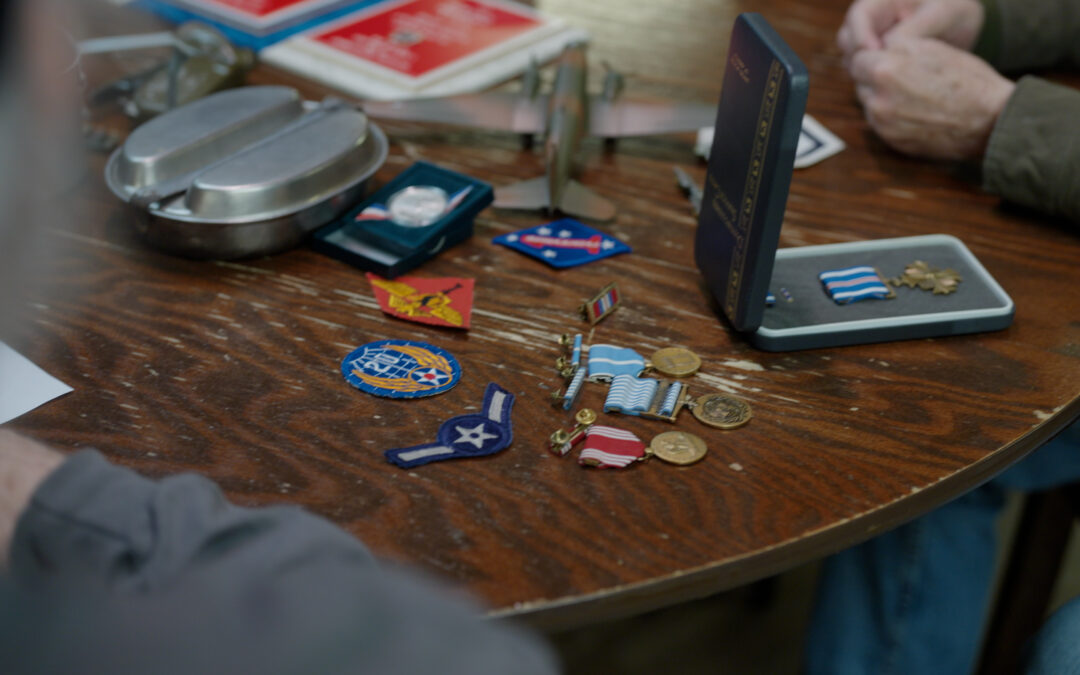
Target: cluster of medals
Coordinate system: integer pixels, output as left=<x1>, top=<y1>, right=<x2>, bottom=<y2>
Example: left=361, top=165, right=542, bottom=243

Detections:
left=547, top=284, right=752, bottom=469
left=819, top=260, right=962, bottom=305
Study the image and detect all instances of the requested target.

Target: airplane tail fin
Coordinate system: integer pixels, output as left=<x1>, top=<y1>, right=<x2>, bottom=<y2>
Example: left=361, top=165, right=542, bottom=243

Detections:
left=560, top=180, right=616, bottom=222
left=494, top=178, right=616, bottom=222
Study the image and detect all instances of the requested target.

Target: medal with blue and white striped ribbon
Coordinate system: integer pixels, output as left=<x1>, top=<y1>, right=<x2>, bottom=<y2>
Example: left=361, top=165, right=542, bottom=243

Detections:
left=819, top=266, right=895, bottom=304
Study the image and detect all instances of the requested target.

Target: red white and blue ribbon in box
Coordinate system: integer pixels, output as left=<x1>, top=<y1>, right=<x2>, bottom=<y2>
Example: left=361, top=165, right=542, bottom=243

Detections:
left=384, top=383, right=514, bottom=469
left=819, top=266, right=894, bottom=304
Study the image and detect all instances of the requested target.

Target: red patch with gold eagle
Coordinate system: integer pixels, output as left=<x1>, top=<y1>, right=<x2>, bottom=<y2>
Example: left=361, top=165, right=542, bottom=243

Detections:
left=367, top=273, right=474, bottom=330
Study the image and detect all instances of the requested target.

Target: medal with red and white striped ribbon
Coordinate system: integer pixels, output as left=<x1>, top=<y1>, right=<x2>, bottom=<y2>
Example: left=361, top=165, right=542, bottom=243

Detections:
left=578, top=425, right=646, bottom=468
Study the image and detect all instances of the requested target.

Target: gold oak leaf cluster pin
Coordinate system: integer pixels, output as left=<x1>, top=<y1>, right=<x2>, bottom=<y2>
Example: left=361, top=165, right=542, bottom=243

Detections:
left=889, top=260, right=962, bottom=295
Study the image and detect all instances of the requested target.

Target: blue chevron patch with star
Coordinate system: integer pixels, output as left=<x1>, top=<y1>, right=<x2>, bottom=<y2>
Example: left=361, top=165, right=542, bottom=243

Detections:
left=384, top=383, right=515, bottom=469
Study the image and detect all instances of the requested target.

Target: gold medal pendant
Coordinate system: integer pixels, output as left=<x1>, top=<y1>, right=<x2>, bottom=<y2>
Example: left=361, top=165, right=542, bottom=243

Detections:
left=691, top=393, right=752, bottom=429
left=648, top=347, right=702, bottom=377
left=649, top=431, right=708, bottom=465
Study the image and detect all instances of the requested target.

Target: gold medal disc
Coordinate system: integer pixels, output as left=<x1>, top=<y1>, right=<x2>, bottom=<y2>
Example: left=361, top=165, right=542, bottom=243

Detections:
left=692, top=393, right=752, bottom=429
left=650, top=431, right=708, bottom=465
left=650, top=347, right=702, bottom=377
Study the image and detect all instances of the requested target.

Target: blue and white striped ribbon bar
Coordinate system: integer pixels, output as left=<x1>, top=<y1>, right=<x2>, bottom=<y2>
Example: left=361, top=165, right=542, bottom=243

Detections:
left=819, top=266, right=893, bottom=304
left=658, top=381, right=683, bottom=417
left=587, top=344, right=646, bottom=381
left=571, top=334, right=582, bottom=369
left=604, top=375, right=659, bottom=416
left=562, top=368, right=586, bottom=410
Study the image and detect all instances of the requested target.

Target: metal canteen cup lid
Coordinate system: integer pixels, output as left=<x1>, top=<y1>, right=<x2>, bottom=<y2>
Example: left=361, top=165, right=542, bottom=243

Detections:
left=105, top=85, right=388, bottom=259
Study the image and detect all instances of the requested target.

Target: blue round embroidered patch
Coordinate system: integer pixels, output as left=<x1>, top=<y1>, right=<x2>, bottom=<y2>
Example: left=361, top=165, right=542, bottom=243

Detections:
left=341, top=339, right=461, bottom=399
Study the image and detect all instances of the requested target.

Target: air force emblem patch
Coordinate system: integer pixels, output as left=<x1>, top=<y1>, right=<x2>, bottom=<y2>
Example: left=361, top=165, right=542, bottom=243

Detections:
left=385, top=383, right=515, bottom=468
left=341, top=339, right=461, bottom=399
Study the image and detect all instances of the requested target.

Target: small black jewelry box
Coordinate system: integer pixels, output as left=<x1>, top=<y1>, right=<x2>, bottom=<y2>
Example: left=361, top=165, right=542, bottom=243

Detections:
left=694, top=13, right=1013, bottom=351
left=312, top=161, right=493, bottom=278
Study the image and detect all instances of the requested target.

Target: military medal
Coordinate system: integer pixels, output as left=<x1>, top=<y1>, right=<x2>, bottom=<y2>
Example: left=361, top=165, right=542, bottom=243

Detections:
left=341, top=339, right=461, bottom=399
left=819, top=266, right=895, bottom=304
left=580, top=282, right=621, bottom=324
left=691, top=393, right=752, bottom=429
left=578, top=425, right=648, bottom=468
left=648, top=431, right=708, bottom=466
left=648, top=347, right=701, bottom=377
left=889, top=260, right=962, bottom=295
left=384, top=383, right=514, bottom=468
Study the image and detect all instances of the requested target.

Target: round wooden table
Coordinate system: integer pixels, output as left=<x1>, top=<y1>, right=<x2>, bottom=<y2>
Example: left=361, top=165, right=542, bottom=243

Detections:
left=10, top=0, right=1080, bottom=632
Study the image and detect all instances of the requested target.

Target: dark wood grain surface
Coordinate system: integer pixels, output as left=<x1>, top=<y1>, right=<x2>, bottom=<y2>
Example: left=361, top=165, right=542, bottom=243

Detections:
left=8, top=0, right=1080, bottom=631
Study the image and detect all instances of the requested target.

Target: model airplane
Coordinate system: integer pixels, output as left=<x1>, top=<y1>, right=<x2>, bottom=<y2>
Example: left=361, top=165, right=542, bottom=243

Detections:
left=362, top=42, right=718, bottom=221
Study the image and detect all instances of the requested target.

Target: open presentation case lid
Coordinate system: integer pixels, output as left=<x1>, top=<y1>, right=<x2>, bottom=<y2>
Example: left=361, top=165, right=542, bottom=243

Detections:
left=693, top=13, right=808, bottom=332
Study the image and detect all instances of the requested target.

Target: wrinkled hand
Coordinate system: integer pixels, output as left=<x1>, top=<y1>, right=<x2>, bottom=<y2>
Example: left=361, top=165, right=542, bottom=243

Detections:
left=850, top=38, right=1014, bottom=160
left=0, top=430, right=63, bottom=568
left=838, top=0, right=984, bottom=60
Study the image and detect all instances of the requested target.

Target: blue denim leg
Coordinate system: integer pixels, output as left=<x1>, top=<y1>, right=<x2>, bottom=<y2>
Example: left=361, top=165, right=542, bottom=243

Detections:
left=994, top=422, right=1080, bottom=492
left=1024, top=595, right=1080, bottom=675
left=804, top=485, right=1006, bottom=675
left=805, top=420, right=1080, bottom=675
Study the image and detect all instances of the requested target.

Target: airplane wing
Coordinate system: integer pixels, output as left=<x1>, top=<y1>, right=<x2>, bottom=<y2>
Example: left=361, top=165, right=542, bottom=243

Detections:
left=362, top=93, right=548, bottom=134
left=560, top=180, right=616, bottom=222
left=493, top=176, right=551, bottom=211
left=494, top=177, right=615, bottom=222
left=587, top=98, right=717, bottom=138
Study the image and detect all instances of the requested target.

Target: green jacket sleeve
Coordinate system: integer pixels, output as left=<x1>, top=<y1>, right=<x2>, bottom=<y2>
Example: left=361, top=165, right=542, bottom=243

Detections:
left=976, top=0, right=1080, bottom=71
left=982, top=76, right=1080, bottom=223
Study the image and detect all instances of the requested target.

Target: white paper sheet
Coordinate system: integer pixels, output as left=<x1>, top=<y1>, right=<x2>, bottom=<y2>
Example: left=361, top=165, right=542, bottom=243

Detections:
left=0, top=342, right=73, bottom=424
